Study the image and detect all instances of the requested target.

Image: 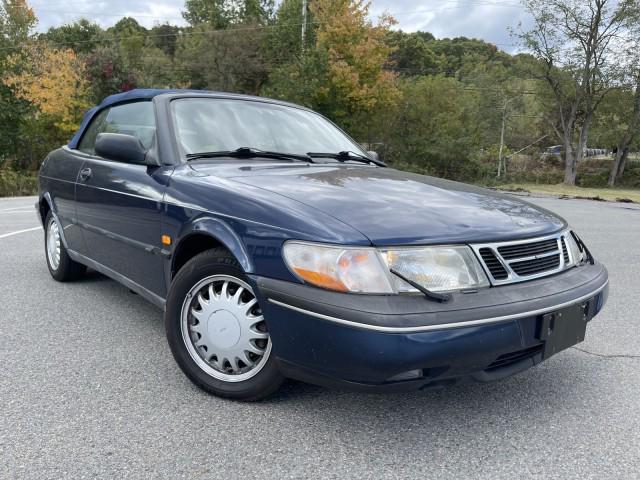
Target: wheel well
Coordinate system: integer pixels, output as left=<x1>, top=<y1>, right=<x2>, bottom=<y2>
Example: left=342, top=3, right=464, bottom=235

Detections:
left=172, top=234, right=227, bottom=278
left=39, top=198, right=51, bottom=225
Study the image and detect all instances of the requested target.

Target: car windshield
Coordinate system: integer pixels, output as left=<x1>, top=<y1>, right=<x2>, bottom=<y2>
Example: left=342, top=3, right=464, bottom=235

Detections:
left=171, top=98, right=366, bottom=157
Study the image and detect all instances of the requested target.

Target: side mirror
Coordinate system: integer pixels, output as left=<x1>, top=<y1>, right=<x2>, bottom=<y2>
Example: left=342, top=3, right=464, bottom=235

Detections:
left=95, top=133, right=148, bottom=165
left=367, top=150, right=380, bottom=162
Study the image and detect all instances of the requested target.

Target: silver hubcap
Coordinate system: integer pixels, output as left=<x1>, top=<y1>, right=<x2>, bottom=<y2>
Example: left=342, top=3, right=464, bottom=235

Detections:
left=46, top=218, right=61, bottom=270
left=180, top=275, right=271, bottom=383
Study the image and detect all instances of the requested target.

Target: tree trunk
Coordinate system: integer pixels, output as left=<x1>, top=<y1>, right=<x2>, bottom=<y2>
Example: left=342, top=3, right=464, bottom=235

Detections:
left=565, top=112, right=593, bottom=186
left=617, top=147, right=630, bottom=182
left=608, top=141, right=629, bottom=186
left=563, top=138, right=577, bottom=185
left=608, top=73, right=640, bottom=186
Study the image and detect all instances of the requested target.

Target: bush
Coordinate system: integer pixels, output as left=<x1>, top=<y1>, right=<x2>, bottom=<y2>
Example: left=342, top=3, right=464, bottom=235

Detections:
left=0, top=170, right=38, bottom=197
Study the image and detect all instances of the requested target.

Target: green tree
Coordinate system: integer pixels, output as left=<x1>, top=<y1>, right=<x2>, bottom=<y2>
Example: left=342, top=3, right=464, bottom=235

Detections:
left=428, top=36, right=509, bottom=77
left=39, top=19, right=103, bottom=54
left=176, top=23, right=270, bottom=93
left=386, top=31, right=441, bottom=76
left=266, top=0, right=400, bottom=140
left=264, top=0, right=310, bottom=63
left=84, top=44, right=137, bottom=102
left=518, top=0, right=639, bottom=185
left=0, top=0, right=37, bottom=164
left=384, top=76, right=483, bottom=180
left=149, top=23, right=181, bottom=57
left=183, top=0, right=230, bottom=27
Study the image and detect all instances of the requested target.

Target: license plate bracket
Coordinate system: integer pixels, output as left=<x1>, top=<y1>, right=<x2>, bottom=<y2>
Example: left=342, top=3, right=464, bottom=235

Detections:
left=537, top=300, right=592, bottom=360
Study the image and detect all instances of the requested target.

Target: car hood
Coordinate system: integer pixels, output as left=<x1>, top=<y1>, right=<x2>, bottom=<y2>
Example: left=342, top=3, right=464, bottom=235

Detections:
left=190, top=163, right=566, bottom=245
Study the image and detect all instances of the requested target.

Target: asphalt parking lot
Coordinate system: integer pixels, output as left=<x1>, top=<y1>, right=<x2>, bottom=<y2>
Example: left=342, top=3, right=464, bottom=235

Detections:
left=1, top=194, right=639, bottom=479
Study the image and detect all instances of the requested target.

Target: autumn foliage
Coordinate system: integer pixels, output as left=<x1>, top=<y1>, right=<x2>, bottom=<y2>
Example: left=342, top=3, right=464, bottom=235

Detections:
left=310, top=0, right=400, bottom=117
left=4, top=44, right=90, bottom=134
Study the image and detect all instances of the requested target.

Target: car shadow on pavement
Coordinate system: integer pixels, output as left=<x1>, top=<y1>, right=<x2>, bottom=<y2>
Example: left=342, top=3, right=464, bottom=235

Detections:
left=261, top=356, right=591, bottom=426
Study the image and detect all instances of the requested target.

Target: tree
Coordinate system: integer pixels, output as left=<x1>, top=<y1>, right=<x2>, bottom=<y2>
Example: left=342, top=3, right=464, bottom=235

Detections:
left=386, top=31, right=441, bottom=77
left=182, top=0, right=273, bottom=26
left=518, top=0, right=639, bottom=185
left=39, top=19, right=103, bottom=54
left=607, top=14, right=640, bottom=186
left=384, top=76, right=483, bottom=180
left=183, top=0, right=230, bottom=27
left=239, top=0, right=275, bottom=24
left=0, top=0, right=37, bottom=163
left=267, top=0, right=400, bottom=140
left=428, top=36, right=508, bottom=77
left=149, top=23, right=181, bottom=57
left=4, top=43, right=90, bottom=134
left=176, top=23, right=270, bottom=94
left=84, top=44, right=137, bottom=102
left=264, top=0, right=309, bottom=62
left=0, top=0, right=35, bottom=48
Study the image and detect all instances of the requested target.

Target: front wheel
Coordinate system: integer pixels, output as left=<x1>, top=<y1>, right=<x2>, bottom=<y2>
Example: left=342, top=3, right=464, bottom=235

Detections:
left=44, top=211, right=86, bottom=281
left=165, top=248, right=285, bottom=401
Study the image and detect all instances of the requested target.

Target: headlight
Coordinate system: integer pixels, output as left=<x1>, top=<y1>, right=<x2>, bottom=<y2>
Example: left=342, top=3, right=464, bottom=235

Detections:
left=282, top=241, right=489, bottom=294
left=282, top=242, right=394, bottom=293
left=380, top=246, right=489, bottom=292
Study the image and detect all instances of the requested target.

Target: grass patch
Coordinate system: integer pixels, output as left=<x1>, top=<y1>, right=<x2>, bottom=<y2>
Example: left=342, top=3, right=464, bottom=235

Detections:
left=496, top=183, right=640, bottom=203
left=0, top=170, right=38, bottom=197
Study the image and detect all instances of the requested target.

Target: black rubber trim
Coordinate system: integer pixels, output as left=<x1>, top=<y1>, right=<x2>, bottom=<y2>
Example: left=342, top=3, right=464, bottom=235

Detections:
left=255, top=262, right=608, bottom=330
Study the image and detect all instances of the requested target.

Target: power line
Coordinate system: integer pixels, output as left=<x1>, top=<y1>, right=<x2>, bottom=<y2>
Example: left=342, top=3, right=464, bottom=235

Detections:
left=0, top=21, right=322, bottom=52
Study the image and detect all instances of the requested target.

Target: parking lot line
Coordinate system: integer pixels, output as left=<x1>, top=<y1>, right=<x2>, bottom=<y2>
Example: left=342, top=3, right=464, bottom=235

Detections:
left=0, top=206, right=34, bottom=212
left=0, top=226, right=41, bottom=239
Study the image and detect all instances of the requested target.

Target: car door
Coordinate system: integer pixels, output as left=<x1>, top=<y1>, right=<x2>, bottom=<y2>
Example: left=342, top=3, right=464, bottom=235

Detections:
left=39, top=147, right=87, bottom=252
left=73, top=101, right=168, bottom=298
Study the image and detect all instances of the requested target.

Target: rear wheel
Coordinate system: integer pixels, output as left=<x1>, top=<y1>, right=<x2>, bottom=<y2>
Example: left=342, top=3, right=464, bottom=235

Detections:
left=165, top=248, right=284, bottom=401
left=44, top=211, right=86, bottom=281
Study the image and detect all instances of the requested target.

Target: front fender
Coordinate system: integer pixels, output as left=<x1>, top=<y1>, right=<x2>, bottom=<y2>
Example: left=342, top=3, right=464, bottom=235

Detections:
left=39, top=192, right=70, bottom=249
left=173, top=214, right=254, bottom=273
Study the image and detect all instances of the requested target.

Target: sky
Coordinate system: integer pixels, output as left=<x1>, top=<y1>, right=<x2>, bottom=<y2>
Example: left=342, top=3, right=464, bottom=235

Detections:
left=30, top=0, right=534, bottom=52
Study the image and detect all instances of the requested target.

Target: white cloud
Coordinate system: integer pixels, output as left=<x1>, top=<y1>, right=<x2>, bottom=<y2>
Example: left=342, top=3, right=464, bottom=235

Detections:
left=31, top=0, right=186, bottom=31
left=370, top=0, right=534, bottom=52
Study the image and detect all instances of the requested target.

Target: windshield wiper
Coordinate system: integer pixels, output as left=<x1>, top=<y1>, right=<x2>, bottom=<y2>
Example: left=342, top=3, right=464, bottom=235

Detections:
left=389, top=268, right=451, bottom=303
left=186, top=147, right=314, bottom=163
left=307, top=150, right=386, bottom=167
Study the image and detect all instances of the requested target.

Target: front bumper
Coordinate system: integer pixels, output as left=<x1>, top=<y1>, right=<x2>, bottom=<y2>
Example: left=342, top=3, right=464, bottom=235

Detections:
left=252, top=262, right=608, bottom=391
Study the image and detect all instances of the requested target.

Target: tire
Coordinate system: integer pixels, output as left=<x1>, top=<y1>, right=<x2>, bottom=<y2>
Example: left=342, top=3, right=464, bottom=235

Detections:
left=165, top=248, right=285, bottom=401
left=44, top=211, right=86, bottom=282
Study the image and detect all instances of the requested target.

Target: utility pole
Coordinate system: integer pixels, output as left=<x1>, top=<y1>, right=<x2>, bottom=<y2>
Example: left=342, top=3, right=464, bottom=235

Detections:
left=301, top=0, right=308, bottom=54
left=497, top=99, right=508, bottom=177
left=497, top=95, right=523, bottom=177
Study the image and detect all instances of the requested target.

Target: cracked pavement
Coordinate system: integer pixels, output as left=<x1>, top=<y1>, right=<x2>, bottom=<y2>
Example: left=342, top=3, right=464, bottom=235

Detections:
left=0, top=194, right=638, bottom=479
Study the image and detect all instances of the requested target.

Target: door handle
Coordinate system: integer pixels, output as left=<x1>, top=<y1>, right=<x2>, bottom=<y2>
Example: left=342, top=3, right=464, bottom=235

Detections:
left=79, top=167, right=92, bottom=182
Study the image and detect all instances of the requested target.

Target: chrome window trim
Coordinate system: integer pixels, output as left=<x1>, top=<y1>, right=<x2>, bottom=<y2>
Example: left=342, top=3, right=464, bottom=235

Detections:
left=470, top=230, right=576, bottom=286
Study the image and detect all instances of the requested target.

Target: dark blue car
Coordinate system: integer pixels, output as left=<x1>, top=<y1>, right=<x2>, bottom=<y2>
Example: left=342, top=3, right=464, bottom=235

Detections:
left=37, top=89, right=609, bottom=400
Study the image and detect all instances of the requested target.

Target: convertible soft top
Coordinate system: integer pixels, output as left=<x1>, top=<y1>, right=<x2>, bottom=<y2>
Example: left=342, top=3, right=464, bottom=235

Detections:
left=68, top=88, right=311, bottom=150
left=68, top=88, right=213, bottom=149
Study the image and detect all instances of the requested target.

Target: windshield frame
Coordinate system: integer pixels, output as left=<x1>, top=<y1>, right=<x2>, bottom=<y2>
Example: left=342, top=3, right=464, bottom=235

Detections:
left=168, top=95, right=370, bottom=164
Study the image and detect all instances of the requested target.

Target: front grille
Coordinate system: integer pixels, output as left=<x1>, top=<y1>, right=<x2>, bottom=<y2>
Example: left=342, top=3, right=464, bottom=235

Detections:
left=486, top=344, right=543, bottom=371
left=479, top=248, right=508, bottom=280
left=561, top=237, right=570, bottom=264
left=472, top=231, right=574, bottom=285
left=511, top=254, right=561, bottom=276
left=497, top=238, right=558, bottom=259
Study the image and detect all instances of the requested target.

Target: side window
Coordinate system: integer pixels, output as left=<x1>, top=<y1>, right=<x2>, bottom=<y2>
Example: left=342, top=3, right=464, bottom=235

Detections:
left=78, top=109, right=109, bottom=154
left=77, top=101, right=156, bottom=157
